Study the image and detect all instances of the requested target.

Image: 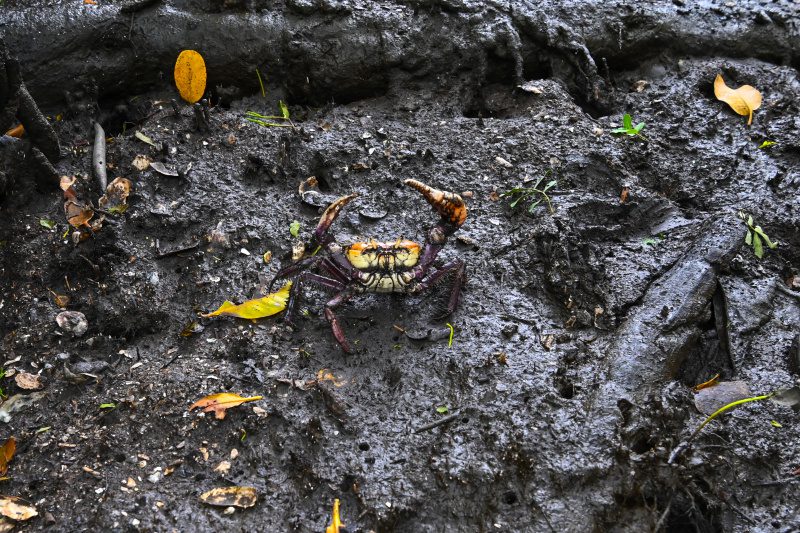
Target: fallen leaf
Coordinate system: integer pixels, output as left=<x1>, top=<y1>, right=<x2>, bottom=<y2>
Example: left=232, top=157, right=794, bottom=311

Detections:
left=0, top=438, right=16, bottom=476
left=149, top=162, right=179, bottom=177
left=213, top=461, right=231, bottom=474
left=131, top=155, right=151, bottom=170
left=174, top=50, right=207, bottom=104
left=201, top=281, right=291, bottom=319
left=0, top=496, right=37, bottom=521
left=14, top=372, right=42, bottom=390
left=134, top=131, right=157, bottom=148
left=692, top=373, right=720, bottom=392
left=4, top=124, right=23, bottom=138
left=316, top=369, right=346, bottom=387
left=59, top=175, right=76, bottom=192
left=517, top=81, right=543, bottom=94
left=199, top=486, right=257, bottom=508
left=619, top=187, right=630, bottom=204
left=714, top=74, right=762, bottom=125
left=189, top=393, right=263, bottom=420
left=98, top=177, right=132, bottom=213
left=326, top=499, right=344, bottom=533
left=39, top=219, right=56, bottom=230
left=83, top=0, right=97, bottom=4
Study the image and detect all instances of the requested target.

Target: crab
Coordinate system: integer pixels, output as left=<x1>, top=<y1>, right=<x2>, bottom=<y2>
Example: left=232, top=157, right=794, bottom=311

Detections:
left=269, top=179, right=468, bottom=353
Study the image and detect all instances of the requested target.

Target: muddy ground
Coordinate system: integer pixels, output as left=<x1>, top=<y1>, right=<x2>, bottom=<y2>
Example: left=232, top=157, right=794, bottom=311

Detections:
left=1, top=0, right=799, bottom=531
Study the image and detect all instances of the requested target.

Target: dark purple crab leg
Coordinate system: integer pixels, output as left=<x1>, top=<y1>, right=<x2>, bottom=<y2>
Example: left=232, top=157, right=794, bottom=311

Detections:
left=324, top=287, right=358, bottom=353
left=284, top=272, right=347, bottom=325
left=412, top=259, right=466, bottom=317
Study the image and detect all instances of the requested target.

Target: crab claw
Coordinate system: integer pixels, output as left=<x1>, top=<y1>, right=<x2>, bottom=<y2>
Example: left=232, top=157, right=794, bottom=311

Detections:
left=405, top=179, right=467, bottom=228
left=311, top=193, right=358, bottom=248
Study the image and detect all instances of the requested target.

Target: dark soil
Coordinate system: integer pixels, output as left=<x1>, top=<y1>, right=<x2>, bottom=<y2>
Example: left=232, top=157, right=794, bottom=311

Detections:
left=1, top=1, right=799, bottom=531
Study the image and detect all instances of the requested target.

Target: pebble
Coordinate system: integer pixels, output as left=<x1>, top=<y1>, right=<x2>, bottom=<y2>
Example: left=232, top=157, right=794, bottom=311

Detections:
left=55, top=311, right=88, bottom=337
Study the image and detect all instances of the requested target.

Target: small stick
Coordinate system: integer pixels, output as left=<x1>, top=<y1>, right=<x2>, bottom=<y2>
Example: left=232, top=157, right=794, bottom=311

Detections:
left=414, top=410, right=461, bottom=433
left=93, top=122, right=107, bottom=190
left=775, top=284, right=800, bottom=301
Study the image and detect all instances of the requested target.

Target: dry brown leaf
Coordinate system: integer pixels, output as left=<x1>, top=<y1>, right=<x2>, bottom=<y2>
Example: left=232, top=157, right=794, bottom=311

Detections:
left=174, top=50, right=207, bottom=104
left=14, top=372, right=42, bottom=391
left=317, top=369, right=346, bottom=387
left=692, top=373, right=720, bottom=392
left=714, top=74, right=762, bottom=125
left=326, top=499, right=344, bottom=533
left=64, top=198, right=94, bottom=228
left=189, top=393, right=263, bottom=420
left=199, top=486, right=257, bottom=508
left=131, top=155, right=151, bottom=171
left=59, top=175, right=76, bottom=192
left=619, top=187, right=630, bottom=204
left=4, top=124, right=24, bottom=138
left=98, top=177, right=132, bottom=213
left=0, top=438, right=16, bottom=477
left=201, top=281, right=291, bottom=319
left=0, top=496, right=37, bottom=521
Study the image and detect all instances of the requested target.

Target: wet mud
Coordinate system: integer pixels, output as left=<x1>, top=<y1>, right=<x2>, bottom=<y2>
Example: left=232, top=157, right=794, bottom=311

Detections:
left=1, top=0, right=799, bottom=531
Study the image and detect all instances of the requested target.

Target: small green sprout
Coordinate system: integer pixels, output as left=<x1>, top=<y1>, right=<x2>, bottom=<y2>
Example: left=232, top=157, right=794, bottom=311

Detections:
left=244, top=100, right=292, bottom=128
left=289, top=220, right=301, bottom=237
left=612, top=113, right=646, bottom=137
left=445, top=323, right=455, bottom=348
left=35, top=427, right=51, bottom=434
left=255, top=68, right=266, bottom=98
left=500, top=176, right=557, bottom=214
left=39, top=219, right=56, bottom=230
left=0, top=368, right=6, bottom=398
left=240, top=429, right=247, bottom=442
left=99, top=402, right=116, bottom=410
left=758, top=140, right=776, bottom=149
left=436, top=405, right=449, bottom=414
left=739, top=211, right=778, bottom=259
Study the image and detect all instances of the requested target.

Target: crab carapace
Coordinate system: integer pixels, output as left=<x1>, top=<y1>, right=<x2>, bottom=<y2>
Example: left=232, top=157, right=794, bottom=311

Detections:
left=269, top=179, right=467, bottom=353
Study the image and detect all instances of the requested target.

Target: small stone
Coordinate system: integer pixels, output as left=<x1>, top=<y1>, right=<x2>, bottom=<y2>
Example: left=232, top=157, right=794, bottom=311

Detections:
left=240, top=248, right=251, bottom=256
left=56, top=311, right=88, bottom=337
left=148, top=272, right=159, bottom=285
left=223, top=506, right=236, bottom=515
left=148, top=470, right=163, bottom=483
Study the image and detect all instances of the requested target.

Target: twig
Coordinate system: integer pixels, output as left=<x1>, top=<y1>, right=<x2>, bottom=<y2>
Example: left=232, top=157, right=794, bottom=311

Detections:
left=92, top=122, right=107, bottom=190
left=414, top=410, right=461, bottom=433
left=155, top=240, right=200, bottom=259
left=775, top=284, right=800, bottom=301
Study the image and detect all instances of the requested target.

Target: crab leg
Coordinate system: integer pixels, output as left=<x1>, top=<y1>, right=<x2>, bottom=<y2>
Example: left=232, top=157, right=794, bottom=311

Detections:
left=324, top=288, right=358, bottom=353
left=413, top=259, right=466, bottom=318
left=284, top=272, right=347, bottom=325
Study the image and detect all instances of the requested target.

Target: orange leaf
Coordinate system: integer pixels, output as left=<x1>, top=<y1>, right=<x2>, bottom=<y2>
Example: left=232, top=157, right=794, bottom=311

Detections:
left=693, top=373, right=720, bottom=392
left=201, top=281, right=291, bottom=319
left=0, top=438, right=16, bottom=477
left=189, top=393, right=263, bottom=420
left=4, top=124, right=24, bottom=138
left=174, top=50, right=207, bottom=104
left=326, top=499, right=344, bottom=533
left=714, top=74, right=762, bottom=125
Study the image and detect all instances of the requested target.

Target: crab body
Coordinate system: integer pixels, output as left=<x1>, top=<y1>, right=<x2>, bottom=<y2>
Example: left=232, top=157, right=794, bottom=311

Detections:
left=270, top=179, right=467, bottom=352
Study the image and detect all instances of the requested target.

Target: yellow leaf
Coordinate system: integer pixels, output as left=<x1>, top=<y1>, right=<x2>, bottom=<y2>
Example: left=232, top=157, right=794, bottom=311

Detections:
left=174, top=50, right=207, bottom=104
left=201, top=281, right=292, bottom=319
left=0, top=438, right=15, bottom=477
left=189, top=393, right=263, bottom=420
left=0, top=496, right=37, bottom=521
left=326, top=499, right=344, bottom=533
left=714, top=74, right=762, bottom=125
left=199, top=486, right=257, bottom=508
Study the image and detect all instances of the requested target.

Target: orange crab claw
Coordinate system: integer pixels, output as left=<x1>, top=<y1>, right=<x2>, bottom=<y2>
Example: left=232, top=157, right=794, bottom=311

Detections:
left=405, top=179, right=467, bottom=228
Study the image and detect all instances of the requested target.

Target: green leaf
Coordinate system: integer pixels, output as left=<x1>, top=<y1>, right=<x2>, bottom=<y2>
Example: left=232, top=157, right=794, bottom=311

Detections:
left=611, top=127, right=628, bottom=134
left=752, top=232, right=763, bottom=258
left=289, top=220, right=301, bottom=237
left=770, top=420, right=782, bottom=428
left=544, top=180, right=557, bottom=191
left=754, top=226, right=777, bottom=249
left=622, top=113, right=632, bottom=130
left=279, top=100, right=290, bottom=120
left=509, top=195, right=523, bottom=208
left=747, top=215, right=753, bottom=227
left=39, top=219, right=56, bottom=229
left=135, top=130, right=157, bottom=147
left=643, top=238, right=658, bottom=246
left=99, top=403, right=116, bottom=410
left=745, top=230, right=752, bottom=246
left=35, top=426, right=51, bottom=434
left=528, top=199, right=542, bottom=213
left=758, top=140, right=776, bottom=149
left=436, top=405, right=449, bottom=414
left=634, top=122, right=645, bottom=132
